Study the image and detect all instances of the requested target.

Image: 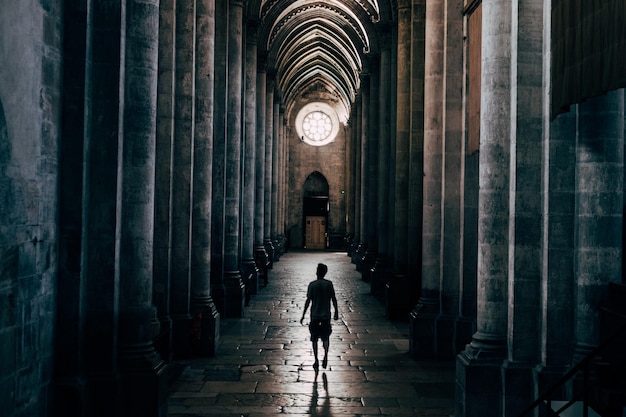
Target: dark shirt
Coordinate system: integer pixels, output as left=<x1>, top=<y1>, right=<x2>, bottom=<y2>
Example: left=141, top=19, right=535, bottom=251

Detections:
left=306, top=278, right=336, bottom=320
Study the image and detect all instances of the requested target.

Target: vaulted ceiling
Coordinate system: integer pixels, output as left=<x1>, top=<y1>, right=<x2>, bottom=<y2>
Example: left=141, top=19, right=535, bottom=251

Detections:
left=246, top=0, right=396, bottom=121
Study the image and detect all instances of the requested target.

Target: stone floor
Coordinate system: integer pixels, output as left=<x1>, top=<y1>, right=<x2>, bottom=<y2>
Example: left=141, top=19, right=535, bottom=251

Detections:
left=167, top=250, right=456, bottom=417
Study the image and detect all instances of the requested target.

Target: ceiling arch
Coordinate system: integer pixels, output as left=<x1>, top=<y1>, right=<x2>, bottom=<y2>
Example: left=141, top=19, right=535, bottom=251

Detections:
left=246, top=0, right=394, bottom=118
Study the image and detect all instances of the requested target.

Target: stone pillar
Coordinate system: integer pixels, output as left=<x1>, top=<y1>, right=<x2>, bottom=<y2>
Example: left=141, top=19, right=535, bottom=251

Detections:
left=191, top=0, right=219, bottom=356
left=358, top=74, right=369, bottom=271
left=154, top=0, right=176, bottom=363
left=273, top=104, right=285, bottom=258
left=210, top=0, right=227, bottom=314
left=393, top=0, right=412, bottom=273
left=280, top=108, right=287, bottom=250
left=352, top=94, right=362, bottom=255
left=264, top=76, right=275, bottom=266
left=407, top=0, right=425, bottom=284
left=117, top=1, right=167, bottom=415
left=82, top=1, right=123, bottom=413
left=170, top=0, right=195, bottom=358
left=255, top=55, right=269, bottom=284
left=271, top=97, right=280, bottom=257
left=574, top=90, right=624, bottom=357
left=363, top=56, right=380, bottom=281
left=372, top=28, right=392, bottom=299
left=457, top=0, right=511, bottom=415
left=368, top=57, right=380, bottom=251
left=411, top=0, right=444, bottom=358
left=386, top=0, right=412, bottom=320
left=502, top=1, right=545, bottom=413
left=440, top=0, right=465, bottom=359
left=223, top=0, right=246, bottom=318
left=388, top=25, right=398, bottom=259
left=345, top=109, right=355, bottom=245
left=538, top=110, right=576, bottom=394
left=55, top=0, right=87, bottom=410
left=241, top=22, right=259, bottom=298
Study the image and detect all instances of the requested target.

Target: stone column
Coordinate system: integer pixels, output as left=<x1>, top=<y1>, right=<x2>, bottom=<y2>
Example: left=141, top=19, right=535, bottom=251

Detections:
left=191, top=0, right=219, bottom=356
left=574, top=90, right=624, bottom=357
left=117, top=1, right=167, bottom=415
left=153, top=0, right=176, bottom=363
left=388, top=26, right=398, bottom=259
left=538, top=110, right=576, bottom=393
left=440, top=0, right=465, bottom=359
left=502, top=1, right=545, bottom=413
left=344, top=110, right=355, bottom=243
left=170, top=0, right=195, bottom=358
left=254, top=55, right=268, bottom=284
left=363, top=56, right=380, bottom=280
left=223, top=0, right=246, bottom=318
left=371, top=27, right=392, bottom=299
left=457, top=1, right=511, bottom=415
left=358, top=74, right=369, bottom=271
left=393, top=0, right=412, bottom=273
left=386, top=0, right=413, bottom=320
left=210, top=0, right=227, bottom=314
left=273, top=104, right=285, bottom=258
left=352, top=95, right=362, bottom=255
left=411, top=0, right=444, bottom=358
left=407, top=0, right=425, bottom=283
left=82, top=1, right=123, bottom=413
left=264, top=76, right=275, bottom=266
left=271, top=97, right=280, bottom=255
left=241, top=22, right=259, bottom=298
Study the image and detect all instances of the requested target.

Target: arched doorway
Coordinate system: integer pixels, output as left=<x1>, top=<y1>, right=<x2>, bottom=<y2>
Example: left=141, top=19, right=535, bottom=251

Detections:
left=303, top=171, right=329, bottom=249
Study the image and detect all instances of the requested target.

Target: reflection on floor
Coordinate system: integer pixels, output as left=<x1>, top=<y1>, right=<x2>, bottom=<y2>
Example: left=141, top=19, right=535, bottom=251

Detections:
left=168, top=250, right=455, bottom=417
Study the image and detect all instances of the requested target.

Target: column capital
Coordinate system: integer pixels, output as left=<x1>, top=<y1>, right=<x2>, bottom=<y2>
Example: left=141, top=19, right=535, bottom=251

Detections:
left=230, top=0, right=247, bottom=7
left=397, top=0, right=412, bottom=11
left=247, top=20, right=260, bottom=45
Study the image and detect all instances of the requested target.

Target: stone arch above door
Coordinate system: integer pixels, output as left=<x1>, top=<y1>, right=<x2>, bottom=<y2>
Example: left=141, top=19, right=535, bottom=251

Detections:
left=303, top=170, right=329, bottom=197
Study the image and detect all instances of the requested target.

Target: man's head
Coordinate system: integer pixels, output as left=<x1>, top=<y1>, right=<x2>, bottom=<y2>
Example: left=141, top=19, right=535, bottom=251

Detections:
left=316, top=263, right=328, bottom=279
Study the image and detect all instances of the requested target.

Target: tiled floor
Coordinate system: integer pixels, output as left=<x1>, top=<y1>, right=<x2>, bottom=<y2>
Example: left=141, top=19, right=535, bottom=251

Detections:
left=168, top=250, right=455, bottom=417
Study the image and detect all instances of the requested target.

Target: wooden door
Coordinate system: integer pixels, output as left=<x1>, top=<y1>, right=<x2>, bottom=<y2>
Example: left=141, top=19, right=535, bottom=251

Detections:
left=305, top=216, right=326, bottom=249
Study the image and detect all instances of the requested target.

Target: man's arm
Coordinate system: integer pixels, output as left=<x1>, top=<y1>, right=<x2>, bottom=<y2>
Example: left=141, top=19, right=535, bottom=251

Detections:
left=332, top=294, right=339, bottom=320
left=301, top=298, right=311, bottom=325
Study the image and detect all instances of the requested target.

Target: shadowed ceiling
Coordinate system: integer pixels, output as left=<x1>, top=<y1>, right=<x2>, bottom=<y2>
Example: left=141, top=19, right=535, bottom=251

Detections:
left=246, top=0, right=395, bottom=121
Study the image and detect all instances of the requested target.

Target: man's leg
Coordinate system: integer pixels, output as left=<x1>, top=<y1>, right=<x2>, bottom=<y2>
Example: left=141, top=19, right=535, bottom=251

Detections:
left=312, top=341, right=319, bottom=368
left=322, top=338, right=329, bottom=368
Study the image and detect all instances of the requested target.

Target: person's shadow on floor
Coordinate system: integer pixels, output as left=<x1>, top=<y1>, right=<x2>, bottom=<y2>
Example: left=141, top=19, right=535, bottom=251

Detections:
left=309, top=371, right=332, bottom=416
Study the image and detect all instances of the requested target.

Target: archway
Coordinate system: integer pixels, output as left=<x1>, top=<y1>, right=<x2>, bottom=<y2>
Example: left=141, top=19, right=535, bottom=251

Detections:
left=302, top=171, right=329, bottom=249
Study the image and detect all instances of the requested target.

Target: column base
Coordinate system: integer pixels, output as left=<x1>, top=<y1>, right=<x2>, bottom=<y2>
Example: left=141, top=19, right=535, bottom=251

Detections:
left=456, top=338, right=506, bottom=417
left=502, top=361, right=535, bottom=417
left=409, top=301, right=437, bottom=358
left=264, top=239, right=274, bottom=269
left=171, top=314, right=193, bottom=359
left=223, top=271, right=245, bottom=318
left=153, top=315, right=173, bottom=362
left=53, top=377, right=86, bottom=417
left=241, top=258, right=259, bottom=299
left=370, top=255, right=389, bottom=301
left=191, top=298, right=220, bottom=357
left=385, top=274, right=411, bottom=320
left=119, top=353, right=168, bottom=417
left=254, top=245, right=269, bottom=286
left=360, top=249, right=377, bottom=282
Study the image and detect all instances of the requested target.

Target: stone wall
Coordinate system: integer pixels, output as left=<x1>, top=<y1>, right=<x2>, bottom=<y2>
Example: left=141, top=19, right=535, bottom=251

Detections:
left=286, top=100, right=348, bottom=248
left=0, top=1, right=62, bottom=416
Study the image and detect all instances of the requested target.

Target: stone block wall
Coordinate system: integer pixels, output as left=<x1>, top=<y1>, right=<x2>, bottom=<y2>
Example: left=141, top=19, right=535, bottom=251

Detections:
left=0, top=1, right=63, bottom=416
left=286, top=99, right=348, bottom=248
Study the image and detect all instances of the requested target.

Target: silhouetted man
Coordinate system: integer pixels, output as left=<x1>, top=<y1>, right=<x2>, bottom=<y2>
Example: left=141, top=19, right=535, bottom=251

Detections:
left=300, top=263, right=339, bottom=369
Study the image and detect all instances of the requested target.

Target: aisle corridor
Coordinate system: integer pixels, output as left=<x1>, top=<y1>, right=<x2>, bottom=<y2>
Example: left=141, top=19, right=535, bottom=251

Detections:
left=168, top=251, right=455, bottom=417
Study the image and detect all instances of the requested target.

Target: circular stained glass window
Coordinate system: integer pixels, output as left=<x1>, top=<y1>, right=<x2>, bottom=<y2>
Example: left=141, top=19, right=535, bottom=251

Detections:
left=302, top=111, right=333, bottom=142
left=295, top=102, right=340, bottom=147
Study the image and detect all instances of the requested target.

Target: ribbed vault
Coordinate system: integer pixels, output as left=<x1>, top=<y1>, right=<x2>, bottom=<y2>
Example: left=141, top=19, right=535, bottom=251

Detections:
left=247, top=0, right=393, bottom=119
